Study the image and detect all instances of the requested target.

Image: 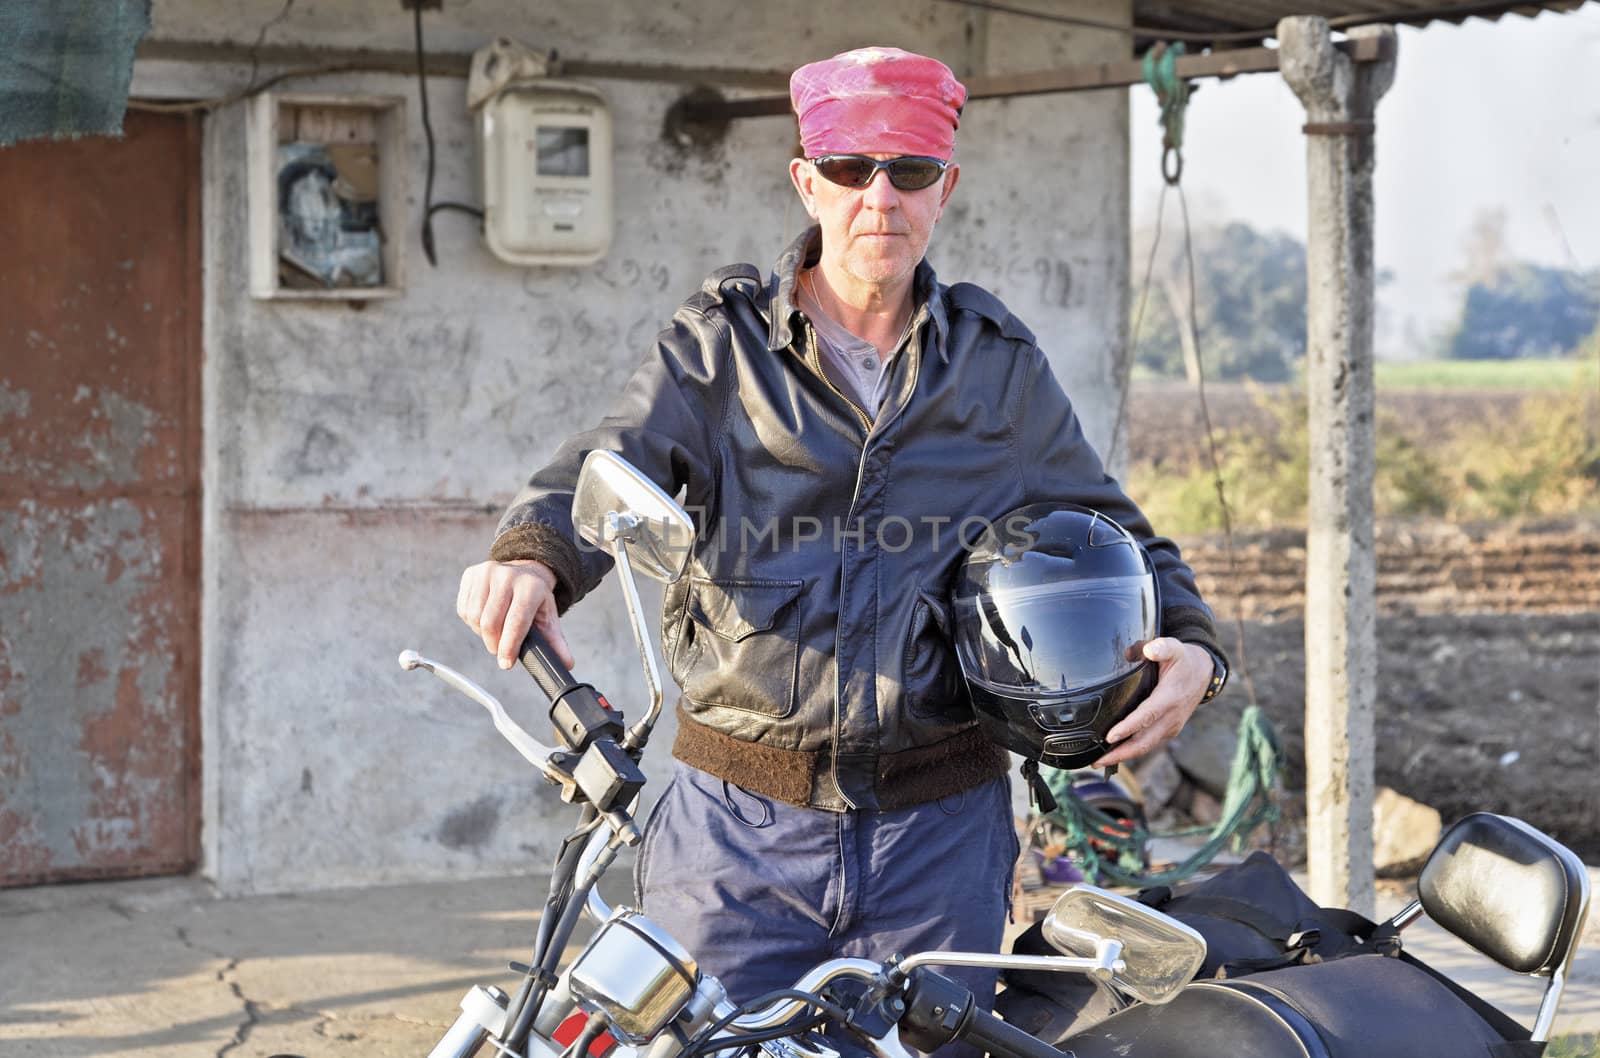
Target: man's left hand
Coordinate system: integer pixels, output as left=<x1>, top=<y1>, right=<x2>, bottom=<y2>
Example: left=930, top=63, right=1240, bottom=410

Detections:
left=1092, top=638, right=1214, bottom=768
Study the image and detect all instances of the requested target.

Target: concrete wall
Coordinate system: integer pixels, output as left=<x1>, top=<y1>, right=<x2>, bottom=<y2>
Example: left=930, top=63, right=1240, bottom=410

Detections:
left=135, top=0, right=1132, bottom=893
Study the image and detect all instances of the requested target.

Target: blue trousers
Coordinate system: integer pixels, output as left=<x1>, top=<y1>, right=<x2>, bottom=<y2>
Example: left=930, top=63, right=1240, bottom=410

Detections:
left=635, top=761, right=1018, bottom=1027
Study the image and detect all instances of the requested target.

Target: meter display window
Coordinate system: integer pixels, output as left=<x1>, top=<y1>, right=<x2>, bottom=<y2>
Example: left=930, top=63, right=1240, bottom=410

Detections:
left=536, top=127, right=590, bottom=177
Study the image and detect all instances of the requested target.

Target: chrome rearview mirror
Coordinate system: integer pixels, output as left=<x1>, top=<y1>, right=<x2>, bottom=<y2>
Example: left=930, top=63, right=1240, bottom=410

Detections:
left=572, top=451, right=696, bottom=585
left=571, top=451, right=696, bottom=753
left=1043, top=885, right=1206, bottom=1005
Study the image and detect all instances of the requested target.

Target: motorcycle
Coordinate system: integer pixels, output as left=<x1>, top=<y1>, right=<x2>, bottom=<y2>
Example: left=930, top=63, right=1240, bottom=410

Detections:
left=401, top=450, right=1591, bottom=1058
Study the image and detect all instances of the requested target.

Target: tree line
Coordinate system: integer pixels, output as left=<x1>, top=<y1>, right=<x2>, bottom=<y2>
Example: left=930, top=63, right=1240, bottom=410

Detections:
left=1131, top=215, right=1600, bottom=381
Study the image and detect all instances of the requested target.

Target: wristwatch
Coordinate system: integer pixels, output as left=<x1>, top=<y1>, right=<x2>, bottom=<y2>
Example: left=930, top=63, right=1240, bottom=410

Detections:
left=1195, top=644, right=1229, bottom=704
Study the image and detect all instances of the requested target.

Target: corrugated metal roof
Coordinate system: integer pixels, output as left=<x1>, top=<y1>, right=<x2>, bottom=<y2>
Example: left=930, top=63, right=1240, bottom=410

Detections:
left=1131, top=0, right=1589, bottom=47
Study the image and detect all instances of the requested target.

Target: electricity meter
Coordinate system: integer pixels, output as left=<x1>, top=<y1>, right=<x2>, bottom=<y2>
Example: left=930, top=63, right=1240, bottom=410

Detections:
left=478, top=81, right=613, bottom=267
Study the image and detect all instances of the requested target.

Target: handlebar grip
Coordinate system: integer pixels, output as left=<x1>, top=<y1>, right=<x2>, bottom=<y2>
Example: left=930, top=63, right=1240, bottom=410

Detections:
left=957, top=1006, right=1067, bottom=1058
left=519, top=624, right=578, bottom=701
left=520, top=626, right=625, bottom=753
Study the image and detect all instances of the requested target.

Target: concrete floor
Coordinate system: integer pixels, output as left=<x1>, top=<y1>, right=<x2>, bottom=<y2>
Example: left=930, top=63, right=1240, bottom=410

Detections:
left=1, top=863, right=1596, bottom=1057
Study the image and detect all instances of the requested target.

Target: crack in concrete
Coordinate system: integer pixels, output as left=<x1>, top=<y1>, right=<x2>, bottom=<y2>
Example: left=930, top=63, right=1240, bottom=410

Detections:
left=173, top=932, right=266, bottom=1058
left=391, top=1011, right=454, bottom=1029
left=215, top=959, right=263, bottom=1058
left=311, top=1008, right=454, bottom=1032
left=174, top=925, right=211, bottom=956
left=313, top=1015, right=359, bottom=1043
left=170, top=924, right=455, bottom=1050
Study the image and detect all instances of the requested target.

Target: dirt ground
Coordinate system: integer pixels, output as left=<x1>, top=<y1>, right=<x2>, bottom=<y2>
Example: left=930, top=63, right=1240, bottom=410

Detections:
left=1121, top=382, right=1600, bottom=861
left=1201, top=611, right=1600, bottom=861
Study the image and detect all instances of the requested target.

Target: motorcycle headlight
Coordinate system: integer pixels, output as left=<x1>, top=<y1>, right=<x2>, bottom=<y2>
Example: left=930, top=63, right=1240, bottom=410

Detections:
left=568, top=909, right=699, bottom=1043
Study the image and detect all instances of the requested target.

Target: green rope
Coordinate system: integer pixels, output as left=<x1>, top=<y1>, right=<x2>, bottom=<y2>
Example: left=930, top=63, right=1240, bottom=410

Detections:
left=1141, top=41, right=1189, bottom=185
left=1039, top=705, right=1282, bottom=889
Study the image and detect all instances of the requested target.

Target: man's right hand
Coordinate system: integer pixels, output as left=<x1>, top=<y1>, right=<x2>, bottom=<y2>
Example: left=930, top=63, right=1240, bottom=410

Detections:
left=456, top=559, right=576, bottom=671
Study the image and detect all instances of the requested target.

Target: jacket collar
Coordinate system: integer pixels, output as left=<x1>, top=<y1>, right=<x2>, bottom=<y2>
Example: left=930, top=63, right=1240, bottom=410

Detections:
left=766, top=226, right=949, bottom=363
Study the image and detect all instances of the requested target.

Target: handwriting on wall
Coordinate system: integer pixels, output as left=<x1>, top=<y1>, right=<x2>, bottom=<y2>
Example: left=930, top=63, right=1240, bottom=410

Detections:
left=942, top=246, right=1075, bottom=311
left=520, top=256, right=674, bottom=299
left=244, top=255, right=698, bottom=494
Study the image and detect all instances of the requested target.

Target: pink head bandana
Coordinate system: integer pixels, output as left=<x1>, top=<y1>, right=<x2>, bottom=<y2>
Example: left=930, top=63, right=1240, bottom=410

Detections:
left=790, top=46, right=967, bottom=161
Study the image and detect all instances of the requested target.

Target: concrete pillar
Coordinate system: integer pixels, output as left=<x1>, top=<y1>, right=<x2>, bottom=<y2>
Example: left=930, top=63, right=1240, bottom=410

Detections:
left=1278, top=17, right=1397, bottom=918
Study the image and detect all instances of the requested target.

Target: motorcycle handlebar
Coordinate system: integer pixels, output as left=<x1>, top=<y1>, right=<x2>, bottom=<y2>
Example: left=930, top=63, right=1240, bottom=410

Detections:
left=956, top=1006, right=1070, bottom=1058
left=519, top=625, right=580, bottom=701
left=520, top=626, right=626, bottom=753
left=722, top=959, right=886, bottom=1032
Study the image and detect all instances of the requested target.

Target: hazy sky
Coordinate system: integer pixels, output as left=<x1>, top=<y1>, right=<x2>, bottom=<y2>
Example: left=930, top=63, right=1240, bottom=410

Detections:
left=1129, top=4, right=1600, bottom=358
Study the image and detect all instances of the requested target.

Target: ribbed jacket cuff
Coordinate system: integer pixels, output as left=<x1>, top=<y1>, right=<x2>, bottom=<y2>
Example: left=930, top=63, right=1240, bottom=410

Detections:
left=1162, top=604, right=1226, bottom=668
left=488, top=522, right=584, bottom=614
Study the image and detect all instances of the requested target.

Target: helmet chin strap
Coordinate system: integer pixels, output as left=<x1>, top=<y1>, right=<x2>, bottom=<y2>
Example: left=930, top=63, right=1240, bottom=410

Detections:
left=1022, top=756, right=1124, bottom=816
left=1020, top=758, right=1058, bottom=814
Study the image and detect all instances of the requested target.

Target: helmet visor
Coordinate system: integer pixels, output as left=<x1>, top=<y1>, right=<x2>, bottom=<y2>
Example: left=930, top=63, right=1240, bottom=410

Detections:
left=954, top=575, right=1157, bottom=695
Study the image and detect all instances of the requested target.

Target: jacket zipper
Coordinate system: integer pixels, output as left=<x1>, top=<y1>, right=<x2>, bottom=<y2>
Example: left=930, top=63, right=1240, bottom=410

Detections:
left=804, top=324, right=873, bottom=434
left=802, top=316, right=927, bottom=810
left=801, top=322, right=870, bottom=809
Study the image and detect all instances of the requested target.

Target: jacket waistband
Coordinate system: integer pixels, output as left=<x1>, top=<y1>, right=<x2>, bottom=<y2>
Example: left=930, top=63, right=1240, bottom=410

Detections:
left=671, top=705, right=1012, bottom=812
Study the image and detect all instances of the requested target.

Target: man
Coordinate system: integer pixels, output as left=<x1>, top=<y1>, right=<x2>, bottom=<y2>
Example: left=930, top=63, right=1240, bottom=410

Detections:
left=458, top=46, right=1225, bottom=1016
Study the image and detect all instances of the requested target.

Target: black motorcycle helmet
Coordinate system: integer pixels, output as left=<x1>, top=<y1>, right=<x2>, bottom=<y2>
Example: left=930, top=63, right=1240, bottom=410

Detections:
left=953, top=503, right=1160, bottom=770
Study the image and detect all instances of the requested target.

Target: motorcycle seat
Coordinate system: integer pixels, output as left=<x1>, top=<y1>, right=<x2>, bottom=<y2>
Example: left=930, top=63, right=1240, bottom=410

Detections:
left=1214, top=953, right=1515, bottom=1058
left=1057, top=979, right=1319, bottom=1058
left=1059, top=954, right=1515, bottom=1058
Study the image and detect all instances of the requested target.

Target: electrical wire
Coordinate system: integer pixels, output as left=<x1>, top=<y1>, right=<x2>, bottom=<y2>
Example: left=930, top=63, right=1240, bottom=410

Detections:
left=127, top=60, right=374, bottom=113
left=561, top=1012, right=608, bottom=1058
left=245, top=0, right=299, bottom=95
left=126, top=0, right=1572, bottom=117
left=1115, top=57, right=1261, bottom=710
left=507, top=867, right=602, bottom=1049
left=1108, top=171, right=1170, bottom=470
left=128, top=0, right=354, bottom=114
left=682, top=990, right=854, bottom=1058
left=931, top=0, right=1580, bottom=43
left=932, top=0, right=1147, bottom=36
left=1173, top=183, right=1260, bottom=708
left=692, top=1015, right=828, bottom=1056
left=500, top=808, right=601, bottom=1050
left=413, top=1, right=484, bottom=268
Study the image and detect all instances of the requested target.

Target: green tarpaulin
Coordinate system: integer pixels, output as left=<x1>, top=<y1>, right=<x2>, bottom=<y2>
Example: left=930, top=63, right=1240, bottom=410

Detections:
left=0, top=0, right=152, bottom=147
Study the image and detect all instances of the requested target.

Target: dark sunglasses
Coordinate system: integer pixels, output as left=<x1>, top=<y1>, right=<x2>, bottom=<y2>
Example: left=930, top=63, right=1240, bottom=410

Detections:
left=810, top=154, right=950, bottom=192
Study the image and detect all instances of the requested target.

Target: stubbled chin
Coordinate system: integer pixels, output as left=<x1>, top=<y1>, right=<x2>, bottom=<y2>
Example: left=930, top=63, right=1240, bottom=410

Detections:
left=852, top=237, right=911, bottom=259
left=850, top=258, right=909, bottom=282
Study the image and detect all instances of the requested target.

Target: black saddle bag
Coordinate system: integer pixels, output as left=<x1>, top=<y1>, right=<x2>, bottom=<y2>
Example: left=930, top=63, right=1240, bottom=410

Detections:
left=1134, top=850, right=1393, bottom=978
left=998, top=852, right=1377, bottom=1040
left=997, top=851, right=1536, bottom=1052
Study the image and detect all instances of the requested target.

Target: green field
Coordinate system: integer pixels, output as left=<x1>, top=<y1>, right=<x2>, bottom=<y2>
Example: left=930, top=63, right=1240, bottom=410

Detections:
left=1374, top=357, right=1599, bottom=391
left=1549, top=1034, right=1599, bottom=1058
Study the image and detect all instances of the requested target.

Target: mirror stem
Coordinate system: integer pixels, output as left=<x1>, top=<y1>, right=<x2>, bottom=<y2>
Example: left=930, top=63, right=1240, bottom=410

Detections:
left=893, top=945, right=1124, bottom=979
left=611, top=528, right=665, bottom=752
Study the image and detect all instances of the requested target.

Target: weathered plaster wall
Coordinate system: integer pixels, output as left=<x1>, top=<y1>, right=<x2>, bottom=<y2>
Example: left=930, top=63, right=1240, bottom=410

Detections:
left=138, top=0, right=1131, bottom=893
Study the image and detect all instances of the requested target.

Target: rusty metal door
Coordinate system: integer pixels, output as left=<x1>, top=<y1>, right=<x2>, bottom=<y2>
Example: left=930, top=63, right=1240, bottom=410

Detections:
left=0, top=110, right=202, bottom=885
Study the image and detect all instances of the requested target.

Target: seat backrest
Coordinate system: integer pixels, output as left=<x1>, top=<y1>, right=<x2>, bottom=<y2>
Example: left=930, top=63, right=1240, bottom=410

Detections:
left=1418, top=812, right=1591, bottom=975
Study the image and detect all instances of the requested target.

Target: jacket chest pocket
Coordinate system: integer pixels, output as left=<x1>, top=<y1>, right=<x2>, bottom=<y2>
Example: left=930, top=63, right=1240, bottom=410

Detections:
left=674, top=578, right=804, bottom=718
left=903, top=588, right=967, bottom=720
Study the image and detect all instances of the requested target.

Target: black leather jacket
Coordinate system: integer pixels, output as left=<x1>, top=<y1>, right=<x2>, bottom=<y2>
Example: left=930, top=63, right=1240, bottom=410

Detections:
left=492, top=228, right=1220, bottom=812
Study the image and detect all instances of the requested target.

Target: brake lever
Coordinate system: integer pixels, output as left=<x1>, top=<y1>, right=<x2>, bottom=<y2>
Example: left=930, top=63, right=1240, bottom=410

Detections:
left=399, top=650, right=646, bottom=827
left=398, top=650, right=566, bottom=784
